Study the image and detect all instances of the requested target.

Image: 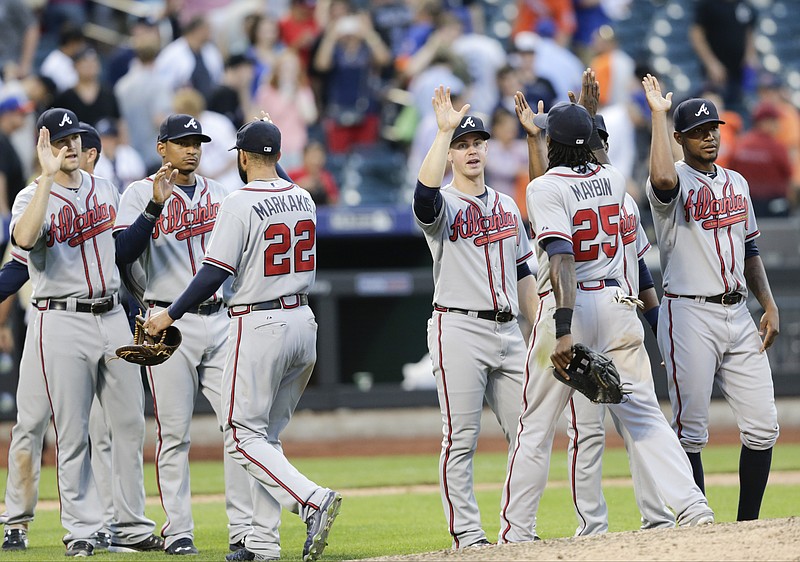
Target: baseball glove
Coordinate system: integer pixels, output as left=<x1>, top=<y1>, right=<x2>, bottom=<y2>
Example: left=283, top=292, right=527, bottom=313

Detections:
left=553, top=343, right=629, bottom=404
left=115, top=316, right=182, bottom=366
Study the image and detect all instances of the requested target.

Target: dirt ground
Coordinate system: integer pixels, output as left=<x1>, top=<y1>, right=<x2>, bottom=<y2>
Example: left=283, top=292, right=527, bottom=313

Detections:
left=364, top=517, right=800, bottom=561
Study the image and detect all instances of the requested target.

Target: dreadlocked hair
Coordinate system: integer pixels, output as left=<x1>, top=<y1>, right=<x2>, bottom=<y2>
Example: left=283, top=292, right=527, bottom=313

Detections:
left=546, top=141, right=601, bottom=173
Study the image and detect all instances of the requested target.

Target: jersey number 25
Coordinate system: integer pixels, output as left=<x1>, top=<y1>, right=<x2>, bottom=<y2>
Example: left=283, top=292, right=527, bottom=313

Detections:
left=263, top=220, right=316, bottom=276
left=572, top=204, right=619, bottom=261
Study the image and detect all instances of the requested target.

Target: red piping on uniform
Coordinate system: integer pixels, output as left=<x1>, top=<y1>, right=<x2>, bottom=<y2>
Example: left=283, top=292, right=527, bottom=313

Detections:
left=537, top=230, right=572, bottom=242
left=203, top=256, right=236, bottom=275
left=38, top=315, right=64, bottom=519
left=52, top=190, right=94, bottom=297
left=87, top=179, right=108, bottom=297
left=226, top=317, right=313, bottom=509
left=696, top=176, right=731, bottom=293
left=549, top=165, right=602, bottom=179
left=436, top=313, right=459, bottom=547
left=667, top=300, right=684, bottom=438
left=568, top=397, right=588, bottom=531
left=148, top=365, right=170, bottom=537
left=500, top=299, right=544, bottom=542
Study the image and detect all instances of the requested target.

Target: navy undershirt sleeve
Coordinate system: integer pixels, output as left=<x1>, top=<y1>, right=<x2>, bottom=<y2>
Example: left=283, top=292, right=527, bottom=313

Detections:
left=638, top=258, right=655, bottom=291
left=114, top=214, right=158, bottom=264
left=652, top=178, right=680, bottom=203
left=0, top=260, right=29, bottom=302
left=413, top=180, right=443, bottom=224
left=543, top=238, right=574, bottom=257
left=517, top=262, right=532, bottom=280
left=167, top=264, right=230, bottom=320
left=745, top=239, right=759, bottom=259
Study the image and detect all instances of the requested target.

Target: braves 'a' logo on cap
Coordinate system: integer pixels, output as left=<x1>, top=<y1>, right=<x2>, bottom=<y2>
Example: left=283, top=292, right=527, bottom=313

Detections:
left=694, top=103, right=710, bottom=117
left=59, top=113, right=73, bottom=127
left=461, top=117, right=475, bottom=129
left=184, top=118, right=198, bottom=129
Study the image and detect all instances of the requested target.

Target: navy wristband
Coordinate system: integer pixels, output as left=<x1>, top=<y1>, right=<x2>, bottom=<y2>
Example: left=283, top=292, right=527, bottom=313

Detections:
left=554, top=307, right=573, bottom=338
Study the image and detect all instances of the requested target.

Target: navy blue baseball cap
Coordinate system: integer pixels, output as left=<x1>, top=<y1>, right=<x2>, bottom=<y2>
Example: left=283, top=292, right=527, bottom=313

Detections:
left=533, top=102, right=593, bottom=146
left=673, top=98, right=725, bottom=133
left=230, top=119, right=281, bottom=154
left=79, top=122, right=102, bottom=154
left=595, top=114, right=608, bottom=140
left=450, top=115, right=491, bottom=144
left=158, top=114, right=212, bottom=143
left=37, top=108, right=87, bottom=142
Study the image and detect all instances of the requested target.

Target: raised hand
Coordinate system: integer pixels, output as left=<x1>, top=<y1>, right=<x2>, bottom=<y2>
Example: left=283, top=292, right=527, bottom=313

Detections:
left=642, top=74, right=672, bottom=113
left=576, top=68, right=600, bottom=117
left=514, top=91, right=545, bottom=136
left=431, top=85, right=470, bottom=133
left=152, top=162, right=178, bottom=204
left=36, top=127, right=66, bottom=177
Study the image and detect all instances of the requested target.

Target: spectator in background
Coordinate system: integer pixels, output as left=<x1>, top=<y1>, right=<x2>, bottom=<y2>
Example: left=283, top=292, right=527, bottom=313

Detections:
left=155, top=15, right=224, bottom=103
left=279, top=0, right=322, bottom=72
left=104, top=17, right=162, bottom=88
left=512, top=0, right=576, bottom=47
left=313, top=10, right=390, bottom=154
left=729, top=103, right=794, bottom=218
left=172, top=87, right=240, bottom=189
left=689, top=0, right=757, bottom=114
left=0, top=0, right=39, bottom=82
left=115, top=31, right=172, bottom=173
left=754, top=73, right=800, bottom=192
left=370, top=0, right=414, bottom=63
left=209, top=53, right=256, bottom=130
left=698, top=88, right=742, bottom=169
left=0, top=91, right=31, bottom=254
left=508, top=37, right=557, bottom=114
left=39, top=0, right=89, bottom=56
left=254, top=49, right=317, bottom=169
left=54, top=47, right=121, bottom=127
left=39, top=25, right=85, bottom=93
left=406, top=44, right=468, bottom=122
left=287, top=139, right=340, bottom=205
left=513, top=29, right=581, bottom=104
left=394, top=0, right=441, bottom=76
left=243, top=13, right=283, bottom=96
left=589, top=25, right=635, bottom=107
left=21, top=74, right=57, bottom=115
left=573, top=0, right=612, bottom=59
left=93, top=118, right=147, bottom=193
left=484, top=107, right=527, bottom=202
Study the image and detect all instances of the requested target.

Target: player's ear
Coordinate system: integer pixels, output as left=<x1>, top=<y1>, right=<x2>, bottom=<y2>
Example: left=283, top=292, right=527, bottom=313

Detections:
left=157, top=141, right=166, bottom=158
left=673, top=131, right=683, bottom=147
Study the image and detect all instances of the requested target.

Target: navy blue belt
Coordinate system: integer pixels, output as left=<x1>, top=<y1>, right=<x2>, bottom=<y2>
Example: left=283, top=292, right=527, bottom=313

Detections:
left=665, top=292, right=743, bottom=305
left=577, top=279, right=620, bottom=290
left=150, top=300, right=223, bottom=315
left=434, top=304, right=515, bottom=323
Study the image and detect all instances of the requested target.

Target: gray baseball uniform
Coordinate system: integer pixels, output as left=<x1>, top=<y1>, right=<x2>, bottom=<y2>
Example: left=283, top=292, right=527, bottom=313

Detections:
left=564, top=194, right=674, bottom=535
left=202, top=178, right=331, bottom=559
left=499, top=160, right=712, bottom=542
left=647, top=161, right=779, bottom=454
left=115, top=174, right=253, bottom=548
left=10, top=170, right=154, bottom=548
left=415, top=184, right=532, bottom=549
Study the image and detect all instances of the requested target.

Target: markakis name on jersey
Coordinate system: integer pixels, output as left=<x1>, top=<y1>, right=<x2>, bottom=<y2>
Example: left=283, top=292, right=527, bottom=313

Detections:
left=47, top=200, right=116, bottom=247
left=683, top=184, right=748, bottom=230
left=449, top=206, right=519, bottom=247
left=153, top=193, right=219, bottom=241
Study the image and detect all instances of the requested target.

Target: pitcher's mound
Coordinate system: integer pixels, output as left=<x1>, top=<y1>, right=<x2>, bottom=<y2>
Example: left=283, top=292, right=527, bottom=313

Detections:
left=366, top=517, right=800, bottom=561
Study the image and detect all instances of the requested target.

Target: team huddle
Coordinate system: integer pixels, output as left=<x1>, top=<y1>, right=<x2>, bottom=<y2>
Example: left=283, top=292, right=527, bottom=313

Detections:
left=1, top=67, right=780, bottom=559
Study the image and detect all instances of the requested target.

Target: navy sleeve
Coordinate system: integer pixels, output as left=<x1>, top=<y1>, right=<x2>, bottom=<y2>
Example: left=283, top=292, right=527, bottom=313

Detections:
left=413, top=180, right=443, bottom=224
left=543, top=238, right=574, bottom=257
left=167, top=264, right=230, bottom=320
left=277, top=163, right=292, bottom=183
left=114, top=214, right=158, bottom=264
left=652, top=179, right=680, bottom=203
left=745, top=239, right=759, bottom=259
left=517, top=261, right=532, bottom=281
left=0, top=260, right=30, bottom=302
left=638, top=258, right=655, bottom=291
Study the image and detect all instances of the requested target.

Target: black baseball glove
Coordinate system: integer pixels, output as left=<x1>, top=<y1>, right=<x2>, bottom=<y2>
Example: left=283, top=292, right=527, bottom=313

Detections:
left=553, top=343, right=629, bottom=404
left=115, top=316, right=182, bottom=366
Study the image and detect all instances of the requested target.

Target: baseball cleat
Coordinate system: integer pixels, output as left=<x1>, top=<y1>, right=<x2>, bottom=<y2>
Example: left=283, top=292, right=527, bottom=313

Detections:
left=684, top=512, right=715, bottom=527
left=302, top=490, right=342, bottom=561
left=3, top=528, right=28, bottom=550
left=465, top=538, right=493, bottom=548
left=166, top=537, right=199, bottom=555
left=65, top=540, right=93, bottom=557
left=225, top=547, right=278, bottom=561
left=108, top=533, right=164, bottom=553
left=229, top=538, right=246, bottom=552
left=94, top=532, right=110, bottom=551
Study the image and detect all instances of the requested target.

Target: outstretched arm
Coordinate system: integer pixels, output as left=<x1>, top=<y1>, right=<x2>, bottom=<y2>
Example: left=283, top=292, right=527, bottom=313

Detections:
left=642, top=74, right=678, bottom=191
left=514, top=91, right=548, bottom=181
left=417, top=86, right=470, bottom=188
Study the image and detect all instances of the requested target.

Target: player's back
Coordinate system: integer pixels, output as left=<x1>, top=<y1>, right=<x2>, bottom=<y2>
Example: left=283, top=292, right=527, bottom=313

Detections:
left=529, top=162, right=626, bottom=285
left=209, top=178, right=316, bottom=306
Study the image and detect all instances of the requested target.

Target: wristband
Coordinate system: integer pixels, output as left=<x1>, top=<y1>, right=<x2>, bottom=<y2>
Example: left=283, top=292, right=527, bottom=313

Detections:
left=143, top=199, right=164, bottom=222
left=643, top=306, right=659, bottom=336
left=554, top=307, right=573, bottom=339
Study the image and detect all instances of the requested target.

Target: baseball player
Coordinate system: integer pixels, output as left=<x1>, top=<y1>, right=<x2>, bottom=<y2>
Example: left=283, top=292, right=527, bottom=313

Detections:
left=143, top=117, right=341, bottom=562
left=498, top=100, right=714, bottom=543
left=642, top=75, right=779, bottom=521
left=113, top=113, right=254, bottom=555
left=2, top=123, right=116, bottom=551
left=10, top=108, right=161, bottom=556
left=413, top=86, right=539, bottom=549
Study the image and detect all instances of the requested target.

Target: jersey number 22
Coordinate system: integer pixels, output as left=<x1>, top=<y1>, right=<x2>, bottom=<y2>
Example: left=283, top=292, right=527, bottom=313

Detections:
left=264, top=220, right=316, bottom=276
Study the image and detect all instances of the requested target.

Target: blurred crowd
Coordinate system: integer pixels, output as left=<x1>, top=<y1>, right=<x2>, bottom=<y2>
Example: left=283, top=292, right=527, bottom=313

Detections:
left=0, top=0, right=799, bottom=222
